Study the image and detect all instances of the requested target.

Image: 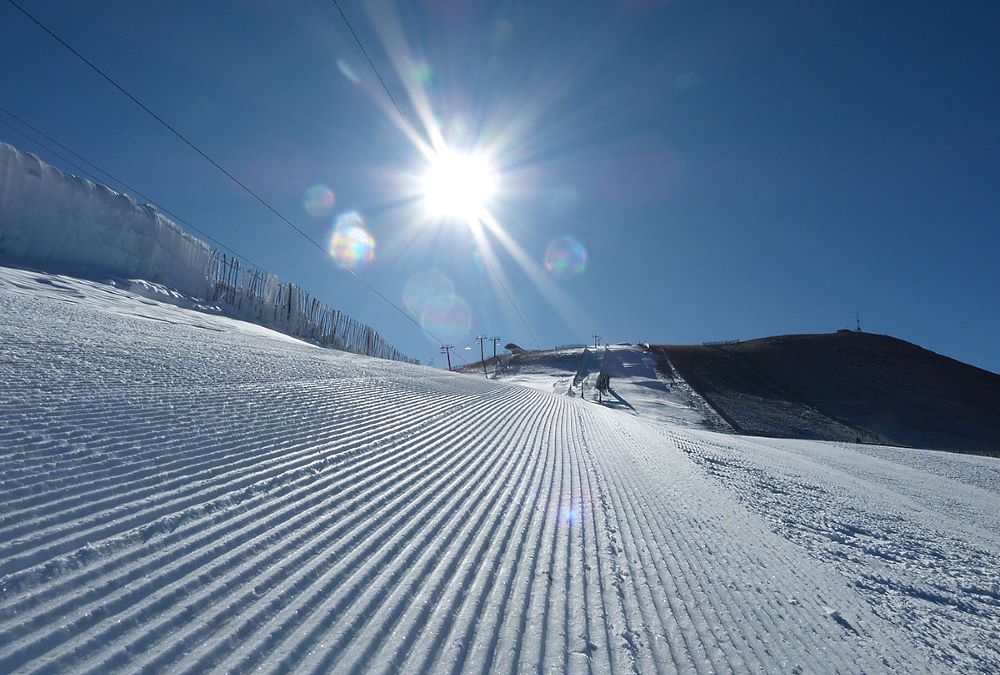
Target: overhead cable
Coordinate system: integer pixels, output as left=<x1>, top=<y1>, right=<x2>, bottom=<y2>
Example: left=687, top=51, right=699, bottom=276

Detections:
left=6, top=0, right=465, bottom=358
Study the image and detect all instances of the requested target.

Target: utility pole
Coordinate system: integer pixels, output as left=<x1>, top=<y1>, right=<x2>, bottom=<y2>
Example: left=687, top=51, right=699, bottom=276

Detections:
left=475, top=335, right=488, bottom=377
left=440, top=344, right=454, bottom=371
left=490, top=337, right=502, bottom=378
left=593, top=334, right=602, bottom=349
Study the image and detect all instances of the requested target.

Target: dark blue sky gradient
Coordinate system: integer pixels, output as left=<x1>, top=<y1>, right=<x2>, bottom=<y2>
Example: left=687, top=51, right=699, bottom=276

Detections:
left=1, top=0, right=997, bottom=371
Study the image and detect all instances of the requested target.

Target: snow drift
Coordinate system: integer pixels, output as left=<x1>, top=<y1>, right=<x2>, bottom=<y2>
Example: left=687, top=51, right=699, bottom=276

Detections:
left=0, top=142, right=412, bottom=362
left=0, top=142, right=211, bottom=298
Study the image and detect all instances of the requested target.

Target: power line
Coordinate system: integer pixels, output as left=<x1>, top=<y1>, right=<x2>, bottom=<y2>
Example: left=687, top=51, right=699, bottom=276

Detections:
left=0, top=118, right=101, bottom=185
left=478, top=251, right=540, bottom=348
left=329, top=0, right=420, bottom=144
left=5, top=0, right=320, bottom=248
left=330, top=0, right=541, bottom=350
left=0, top=112, right=470, bottom=366
left=5, top=0, right=470, bottom=362
left=0, top=105, right=262, bottom=269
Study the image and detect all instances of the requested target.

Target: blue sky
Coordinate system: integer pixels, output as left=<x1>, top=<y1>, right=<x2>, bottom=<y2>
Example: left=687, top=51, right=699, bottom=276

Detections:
left=1, top=0, right=998, bottom=372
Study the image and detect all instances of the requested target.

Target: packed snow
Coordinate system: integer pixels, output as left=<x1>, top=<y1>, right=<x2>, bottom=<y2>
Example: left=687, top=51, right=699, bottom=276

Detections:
left=0, top=142, right=412, bottom=362
left=1, top=265, right=998, bottom=673
left=0, top=142, right=211, bottom=298
left=489, top=345, right=730, bottom=433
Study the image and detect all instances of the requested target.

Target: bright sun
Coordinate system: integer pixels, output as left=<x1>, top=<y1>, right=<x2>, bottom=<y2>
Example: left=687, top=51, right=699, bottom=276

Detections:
left=420, top=149, right=498, bottom=221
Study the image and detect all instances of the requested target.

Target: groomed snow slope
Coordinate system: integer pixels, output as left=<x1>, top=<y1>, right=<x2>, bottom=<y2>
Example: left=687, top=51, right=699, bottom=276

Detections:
left=489, top=346, right=728, bottom=432
left=1, top=266, right=998, bottom=673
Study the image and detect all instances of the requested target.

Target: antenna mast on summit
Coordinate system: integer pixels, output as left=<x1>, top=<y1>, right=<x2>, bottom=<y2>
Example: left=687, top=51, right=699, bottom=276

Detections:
left=856, top=312, right=862, bottom=333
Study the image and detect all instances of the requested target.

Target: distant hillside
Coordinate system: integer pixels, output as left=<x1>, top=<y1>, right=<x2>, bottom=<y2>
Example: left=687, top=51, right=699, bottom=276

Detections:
left=456, top=348, right=580, bottom=380
left=652, top=332, right=1000, bottom=454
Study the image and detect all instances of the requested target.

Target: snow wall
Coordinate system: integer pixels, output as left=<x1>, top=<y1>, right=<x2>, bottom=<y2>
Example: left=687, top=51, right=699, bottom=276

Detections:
left=0, top=142, right=211, bottom=298
left=0, top=142, right=415, bottom=363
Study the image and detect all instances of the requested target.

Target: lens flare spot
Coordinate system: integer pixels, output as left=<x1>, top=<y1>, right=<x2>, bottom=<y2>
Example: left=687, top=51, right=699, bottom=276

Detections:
left=303, top=185, right=336, bottom=218
left=329, top=212, right=374, bottom=269
left=337, top=58, right=361, bottom=84
left=403, top=269, right=455, bottom=317
left=420, top=294, right=472, bottom=344
left=490, top=18, right=514, bottom=45
left=544, top=236, right=588, bottom=279
left=404, top=270, right=472, bottom=343
left=558, top=496, right=589, bottom=525
left=413, top=59, right=433, bottom=85
left=446, top=116, right=472, bottom=146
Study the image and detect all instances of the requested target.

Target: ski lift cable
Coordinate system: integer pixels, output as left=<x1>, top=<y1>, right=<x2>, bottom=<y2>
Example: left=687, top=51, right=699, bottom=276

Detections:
left=0, top=105, right=264, bottom=270
left=0, top=111, right=466, bottom=364
left=329, top=0, right=540, bottom=350
left=329, top=0, right=421, bottom=144
left=4, top=0, right=471, bottom=363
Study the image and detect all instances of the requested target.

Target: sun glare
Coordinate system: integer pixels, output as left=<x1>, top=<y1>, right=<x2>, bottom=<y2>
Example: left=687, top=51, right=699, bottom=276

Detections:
left=420, top=149, right=498, bottom=221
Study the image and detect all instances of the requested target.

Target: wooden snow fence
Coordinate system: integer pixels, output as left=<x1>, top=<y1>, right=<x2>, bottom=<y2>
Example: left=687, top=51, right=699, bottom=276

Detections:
left=207, top=251, right=415, bottom=363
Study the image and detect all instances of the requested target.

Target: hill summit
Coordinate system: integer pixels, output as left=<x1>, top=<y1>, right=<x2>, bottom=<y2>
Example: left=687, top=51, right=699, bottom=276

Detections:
left=652, top=331, right=999, bottom=454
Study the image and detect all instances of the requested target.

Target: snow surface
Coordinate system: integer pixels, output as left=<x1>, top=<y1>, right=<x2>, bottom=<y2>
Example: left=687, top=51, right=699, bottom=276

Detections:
left=493, top=346, right=728, bottom=432
left=2, top=265, right=998, bottom=673
left=0, top=142, right=412, bottom=363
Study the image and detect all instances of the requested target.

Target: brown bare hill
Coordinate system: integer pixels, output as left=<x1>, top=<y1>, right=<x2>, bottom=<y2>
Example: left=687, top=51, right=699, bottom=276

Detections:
left=652, top=332, right=999, bottom=455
